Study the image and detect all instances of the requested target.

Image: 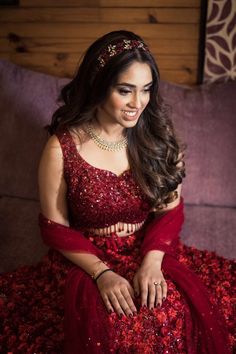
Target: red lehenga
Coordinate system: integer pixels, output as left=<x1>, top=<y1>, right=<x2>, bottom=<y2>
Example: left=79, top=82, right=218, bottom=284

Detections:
left=0, top=130, right=235, bottom=354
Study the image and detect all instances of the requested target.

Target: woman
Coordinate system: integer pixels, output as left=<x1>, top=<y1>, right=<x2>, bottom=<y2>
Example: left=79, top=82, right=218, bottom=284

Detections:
left=1, top=31, right=235, bottom=353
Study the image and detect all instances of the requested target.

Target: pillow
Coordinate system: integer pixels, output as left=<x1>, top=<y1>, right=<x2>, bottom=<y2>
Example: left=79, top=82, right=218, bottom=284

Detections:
left=160, top=80, right=236, bottom=207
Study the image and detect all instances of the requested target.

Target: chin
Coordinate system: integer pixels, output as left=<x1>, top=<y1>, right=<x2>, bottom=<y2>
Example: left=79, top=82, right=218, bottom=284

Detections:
left=123, top=117, right=140, bottom=126
left=120, top=120, right=138, bottom=129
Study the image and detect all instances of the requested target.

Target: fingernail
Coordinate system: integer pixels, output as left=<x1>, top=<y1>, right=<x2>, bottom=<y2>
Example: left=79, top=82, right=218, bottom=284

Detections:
left=133, top=311, right=137, bottom=316
left=119, top=313, right=123, bottom=319
left=157, top=303, right=161, bottom=307
left=142, top=304, right=147, bottom=308
left=108, top=309, right=113, bottom=314
left=129, top=313, right=133, bottom=318
left=163, top=297, right=166, bottom=301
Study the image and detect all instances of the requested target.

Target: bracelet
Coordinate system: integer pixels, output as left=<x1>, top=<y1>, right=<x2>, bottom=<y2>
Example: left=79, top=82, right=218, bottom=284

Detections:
left=91, top=260, right=106, bottom=280
left=94, top=268, right=114, bottom=282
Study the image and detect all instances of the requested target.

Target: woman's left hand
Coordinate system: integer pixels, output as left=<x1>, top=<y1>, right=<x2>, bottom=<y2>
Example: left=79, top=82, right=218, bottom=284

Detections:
left=133, top=256, right=167, bottom=309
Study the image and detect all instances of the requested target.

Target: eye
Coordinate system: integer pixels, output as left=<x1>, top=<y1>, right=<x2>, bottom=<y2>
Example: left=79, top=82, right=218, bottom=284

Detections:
left=143, top=87, right=151, bottom=93
left=118, top=88, right=132, bottom=95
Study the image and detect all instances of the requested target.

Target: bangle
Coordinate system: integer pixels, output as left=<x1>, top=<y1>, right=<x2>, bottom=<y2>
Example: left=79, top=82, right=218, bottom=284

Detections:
left=94, top=268, right=114, bottom=282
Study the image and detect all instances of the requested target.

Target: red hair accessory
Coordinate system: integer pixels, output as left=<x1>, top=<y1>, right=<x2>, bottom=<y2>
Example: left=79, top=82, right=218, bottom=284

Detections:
left=97, top=39, right=149, bottom=69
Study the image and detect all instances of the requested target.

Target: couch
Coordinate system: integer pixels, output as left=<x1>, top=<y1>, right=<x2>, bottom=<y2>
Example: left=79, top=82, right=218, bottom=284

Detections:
left=0, top=59, right=235, bottom=272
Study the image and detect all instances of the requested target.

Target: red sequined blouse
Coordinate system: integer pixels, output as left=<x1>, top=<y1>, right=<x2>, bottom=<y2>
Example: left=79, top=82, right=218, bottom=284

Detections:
left=56, top=130, right=151, bottom=231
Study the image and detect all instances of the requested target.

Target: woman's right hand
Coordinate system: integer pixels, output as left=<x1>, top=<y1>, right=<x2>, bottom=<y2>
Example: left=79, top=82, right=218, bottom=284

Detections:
left=96, top=270, right=137, bottom=317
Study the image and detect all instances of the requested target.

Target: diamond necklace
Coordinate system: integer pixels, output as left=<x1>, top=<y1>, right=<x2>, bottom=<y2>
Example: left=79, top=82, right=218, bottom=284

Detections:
left=85, top=124, right=128, bottom=152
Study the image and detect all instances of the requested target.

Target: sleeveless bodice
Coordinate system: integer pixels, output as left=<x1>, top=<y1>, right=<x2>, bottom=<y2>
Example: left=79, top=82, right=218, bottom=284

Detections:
left=56, top=130, right=151, bottom=231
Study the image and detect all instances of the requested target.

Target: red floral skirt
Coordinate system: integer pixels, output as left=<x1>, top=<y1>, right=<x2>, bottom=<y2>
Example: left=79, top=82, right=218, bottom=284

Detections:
left=0, top=232, right=235, bottom=353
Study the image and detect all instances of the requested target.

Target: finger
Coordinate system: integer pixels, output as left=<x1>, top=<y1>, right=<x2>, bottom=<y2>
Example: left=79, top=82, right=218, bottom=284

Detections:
left=161, top=279, right=168, bottom=300
left=140, top=281, right=148, bottom=307
left=127, top=283, right=135, bottom=299
left=148, top=282, right=156, bottom=310
left=101, top=293, right=114, bottom=314
left=108, top=292, right=125, bottom=317
left=155, top=283, right=163, bottom=307
left=133, top=276, right=140, bottom=297
left=121, top=287, right=137, bottom=314
left=115, top=290, right=134, bottom=317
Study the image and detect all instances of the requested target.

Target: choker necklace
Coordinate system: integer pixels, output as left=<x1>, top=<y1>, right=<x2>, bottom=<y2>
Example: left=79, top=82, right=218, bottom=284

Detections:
left=85, top=124, right=128, bottom=152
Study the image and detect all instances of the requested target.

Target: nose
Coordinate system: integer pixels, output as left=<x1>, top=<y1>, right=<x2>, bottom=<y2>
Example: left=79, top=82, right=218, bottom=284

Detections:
left=128, top=93, right=142, bottom=109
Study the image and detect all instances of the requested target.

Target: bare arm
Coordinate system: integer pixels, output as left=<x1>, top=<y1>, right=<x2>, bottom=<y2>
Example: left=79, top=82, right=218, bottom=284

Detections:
left=38, top=135, right=109, bottom=278
left=38, top=135, right=137, bottom=316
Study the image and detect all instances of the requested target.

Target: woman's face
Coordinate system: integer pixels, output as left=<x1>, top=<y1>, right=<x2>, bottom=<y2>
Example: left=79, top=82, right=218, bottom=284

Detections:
left=97, top=61, right=153, bottom=129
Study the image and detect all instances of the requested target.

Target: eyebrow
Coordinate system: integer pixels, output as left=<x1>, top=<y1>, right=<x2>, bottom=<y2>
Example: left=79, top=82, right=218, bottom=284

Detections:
left=115, top=81, right=153, bottom=88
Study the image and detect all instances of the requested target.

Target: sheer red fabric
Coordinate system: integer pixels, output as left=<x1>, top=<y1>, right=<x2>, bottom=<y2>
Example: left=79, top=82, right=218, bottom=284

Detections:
left=38, top=197, right=231, bottom=354
left=39, top=214, right=112, bottom=353
left=141, top=198, right=231, bottom=354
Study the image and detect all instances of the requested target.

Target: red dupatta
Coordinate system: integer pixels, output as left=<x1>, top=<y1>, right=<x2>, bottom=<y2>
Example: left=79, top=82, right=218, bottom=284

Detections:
left=39, top=214, right=110, bottom=353
left=141, top=197, right=230, bottom=354
left=38, top=196, right=231, bottom=354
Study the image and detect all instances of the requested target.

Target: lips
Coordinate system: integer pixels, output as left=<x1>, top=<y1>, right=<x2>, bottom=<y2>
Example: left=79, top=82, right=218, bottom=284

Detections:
left=122, top=110, right=138, bottom=116
left=122, top=110, right=140, bottom=120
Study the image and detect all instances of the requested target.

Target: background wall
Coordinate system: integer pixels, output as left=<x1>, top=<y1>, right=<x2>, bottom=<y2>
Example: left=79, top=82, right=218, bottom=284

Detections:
left=203, top=0, right=236, bottom=83
left=0, top=0, right=201, bottom=85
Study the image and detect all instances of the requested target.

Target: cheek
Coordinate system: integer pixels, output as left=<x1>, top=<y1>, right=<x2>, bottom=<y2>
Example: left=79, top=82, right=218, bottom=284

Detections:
left=110, top=96, right=126, bottom=110
left=143, top=94, right=150, bottom=107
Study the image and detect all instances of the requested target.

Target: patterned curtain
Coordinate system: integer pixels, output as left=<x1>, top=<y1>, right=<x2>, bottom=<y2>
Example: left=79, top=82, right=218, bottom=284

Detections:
left=203, top=0, right=236, bottom=83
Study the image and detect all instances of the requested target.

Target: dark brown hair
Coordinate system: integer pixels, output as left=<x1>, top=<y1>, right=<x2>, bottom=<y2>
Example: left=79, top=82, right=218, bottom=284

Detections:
left=49, top=30, right=186, bottom=210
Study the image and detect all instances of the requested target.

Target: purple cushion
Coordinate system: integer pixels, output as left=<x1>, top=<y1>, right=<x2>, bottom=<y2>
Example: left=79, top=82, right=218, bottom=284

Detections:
left=0, top=59, right=68, bottom=200
left=160, top=80, right=236, bottom=207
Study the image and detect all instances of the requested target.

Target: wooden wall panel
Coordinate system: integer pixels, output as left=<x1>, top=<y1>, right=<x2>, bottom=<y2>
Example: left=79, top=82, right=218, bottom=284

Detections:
left=0, top=8, right=200, bottom=24
left=0, top=24, right=198, bottom=39
left=20, top=0, right=200, bottom=8
left=0, top=38, right=198, bottom=55
left=0, top=1, right=201, bottom=85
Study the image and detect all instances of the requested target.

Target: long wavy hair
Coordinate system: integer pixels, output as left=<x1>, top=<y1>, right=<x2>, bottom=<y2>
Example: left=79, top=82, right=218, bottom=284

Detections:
left=49, top=30, right=186, bottom=210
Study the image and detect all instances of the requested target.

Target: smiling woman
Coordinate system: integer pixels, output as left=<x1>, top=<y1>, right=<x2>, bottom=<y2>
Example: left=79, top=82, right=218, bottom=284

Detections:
left=49, top=32, right=184, bottom=211
left=100, top=62, right=153, bottom=125
left=0, top=30, right=234, bottom=354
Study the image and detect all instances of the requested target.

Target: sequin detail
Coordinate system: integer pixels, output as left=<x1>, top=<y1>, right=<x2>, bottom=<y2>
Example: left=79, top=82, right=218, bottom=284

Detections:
left=56, top=129, right=151, bottom=230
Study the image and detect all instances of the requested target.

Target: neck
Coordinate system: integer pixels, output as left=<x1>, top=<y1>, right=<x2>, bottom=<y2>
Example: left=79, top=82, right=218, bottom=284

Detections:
left=85, top=123, right=128, bottom=152
left=93, top=113, right=126, bottom=141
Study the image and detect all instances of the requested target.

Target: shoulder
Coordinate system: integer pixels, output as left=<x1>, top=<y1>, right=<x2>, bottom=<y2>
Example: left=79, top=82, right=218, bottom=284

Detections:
left=44, top=134, right=62, bottom=153
left=38, top=134, right=69, bottom=223
left=48, top=133, right=61, bottom=146
left=39, top=134, right=64, bottom=176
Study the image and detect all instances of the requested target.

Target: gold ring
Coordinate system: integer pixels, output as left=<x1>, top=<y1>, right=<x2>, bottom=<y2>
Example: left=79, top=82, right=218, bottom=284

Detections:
left=153, top=281, right=161, bottom=286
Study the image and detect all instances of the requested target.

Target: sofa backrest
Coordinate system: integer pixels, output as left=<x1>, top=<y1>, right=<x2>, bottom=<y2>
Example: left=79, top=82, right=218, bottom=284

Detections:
left=160, top=80, right=236, bottom=207
left=0, top=59, right=69, bottom=200
left=0, top=59, right=235, bottom=207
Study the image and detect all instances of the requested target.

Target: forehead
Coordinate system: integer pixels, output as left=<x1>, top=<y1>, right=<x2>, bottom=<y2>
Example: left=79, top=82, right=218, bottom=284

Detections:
left=117, top=61, right=152, bottom=85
